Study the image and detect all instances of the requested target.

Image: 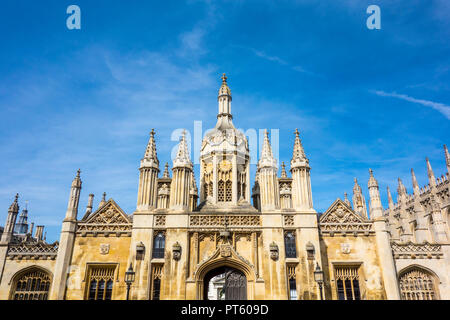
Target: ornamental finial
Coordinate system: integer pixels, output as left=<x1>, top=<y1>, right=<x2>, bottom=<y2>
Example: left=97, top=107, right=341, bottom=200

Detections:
left=222, top=73, right=227, bottom=83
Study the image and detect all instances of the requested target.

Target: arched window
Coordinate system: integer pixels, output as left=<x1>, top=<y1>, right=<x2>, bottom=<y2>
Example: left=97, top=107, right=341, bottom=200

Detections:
left=11, top=268, right=51, bottom=300
left=399, top=268, right=438, bottom=300
left=284, top=231, right=297, bottom=258
left=153, top=232, right=166, bottom=259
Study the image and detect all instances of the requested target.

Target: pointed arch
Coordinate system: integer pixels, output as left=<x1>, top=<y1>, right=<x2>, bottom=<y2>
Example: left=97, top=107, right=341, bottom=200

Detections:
left=398, top=265, right=440, bottom=300
left=9, top=265, right=53, bottom=300
left=193, top=246, right=256, bottom=300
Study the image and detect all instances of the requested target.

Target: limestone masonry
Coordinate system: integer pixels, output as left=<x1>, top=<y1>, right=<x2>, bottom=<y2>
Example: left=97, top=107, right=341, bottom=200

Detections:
left=0, top=75, right=449, bottom=300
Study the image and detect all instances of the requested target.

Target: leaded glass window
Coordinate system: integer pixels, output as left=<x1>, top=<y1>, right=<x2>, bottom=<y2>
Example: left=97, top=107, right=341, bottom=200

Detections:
left=153, top=232, right=165, bottom=259
left=86, top=265, right=116, bottom=300
left=284, top=232, right=297, bottom=258
left=12, top=269, right=50, bottom=300
left=335, top=266, right=361, bottom=300
left=400, top=269, right=437, bottom=300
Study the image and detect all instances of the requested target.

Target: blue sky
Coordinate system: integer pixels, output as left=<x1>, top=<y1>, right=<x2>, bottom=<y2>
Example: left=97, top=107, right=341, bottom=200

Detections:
left=0, top=0, right=449, bottom=242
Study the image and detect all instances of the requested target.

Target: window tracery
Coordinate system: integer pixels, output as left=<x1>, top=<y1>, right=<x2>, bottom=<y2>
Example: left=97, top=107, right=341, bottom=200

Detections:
left=335, top=266, right=361, bottom=300
left=11, top=269, right=51, bottom=300
left=400, top=269, right=437, bottom=300
left=86, top=265, right=116, bottom=300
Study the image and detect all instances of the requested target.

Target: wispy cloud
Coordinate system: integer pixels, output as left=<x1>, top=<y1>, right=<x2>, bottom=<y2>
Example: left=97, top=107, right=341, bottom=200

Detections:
left=252, top=49, right=319, bottom=76
left=373, top=90, right=450, bottom=120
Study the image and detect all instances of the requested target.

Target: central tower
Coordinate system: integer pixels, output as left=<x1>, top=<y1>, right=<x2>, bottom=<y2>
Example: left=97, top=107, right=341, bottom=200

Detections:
left=199, top=74, right=251, bottom=208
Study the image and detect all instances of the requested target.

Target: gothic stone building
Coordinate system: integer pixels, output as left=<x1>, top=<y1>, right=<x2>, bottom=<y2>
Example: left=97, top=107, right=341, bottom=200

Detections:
left=0, top=75, right=449, bottom=300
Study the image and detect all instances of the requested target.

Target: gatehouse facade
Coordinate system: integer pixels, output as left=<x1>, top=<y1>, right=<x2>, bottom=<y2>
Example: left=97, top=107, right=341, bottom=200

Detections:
left=0, top=75, right=449, bottom=300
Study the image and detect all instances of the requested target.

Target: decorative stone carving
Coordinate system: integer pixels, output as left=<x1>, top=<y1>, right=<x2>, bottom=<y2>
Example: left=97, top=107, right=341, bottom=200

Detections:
left=220, top=244, right=232, bottom=258
left=341, top=243, right=351, bottom=254
left=319, top=199, right=374, bottom=235
left=283, top=215, right=294, bottom=227
left=391, top=241, right=443, bottom=259
left=100, top=244, right=110, bottom=255
left=172, top=242, right=182, bottom=261
left=190, top=215, right=261, bottom=227
left=7, top=242, right=59, bottom=260
left=155, top=215, right=166, bottom=226
left=77, top=200, right=132, bottom=236
left=269, top=242, right=279, bottom=260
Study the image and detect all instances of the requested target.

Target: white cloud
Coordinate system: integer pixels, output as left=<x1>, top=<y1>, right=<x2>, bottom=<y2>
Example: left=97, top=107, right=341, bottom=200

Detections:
left=373, top=90, right=450, bottom=120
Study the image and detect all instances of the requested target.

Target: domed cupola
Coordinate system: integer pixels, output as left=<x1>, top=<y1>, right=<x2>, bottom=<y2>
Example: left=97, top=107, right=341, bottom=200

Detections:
left=199, top=74, right=251, bottom=209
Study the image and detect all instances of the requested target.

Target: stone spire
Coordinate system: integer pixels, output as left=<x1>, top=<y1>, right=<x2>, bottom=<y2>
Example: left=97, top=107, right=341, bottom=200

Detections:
left=344, top=192, right=351, bottom=208
left=445, top=144, right=450, bottom=174
left=352, top=178, right=368, bottom=219
left=426, top=157, right=436, bottom=188
left=1, top=194, right=19, bottom=243
left=51, top=170, right=82, bottom=299
left=163, top=162, right=170, bottom=178
left=141, top=129, right=159, bottom=169
left=368, top=169, right=383, bottom=219
left=291, top=129, right=309, bottom=168
left=258, top=130, right=277, bottom=169
left=65, top=170, right=82, bottom=221
left=173, top=130, right=192, bottom=168
left=189, top=171, right=199, bottom=211
left=411, top=168, right=420, bottom=195
left=280, top=162, right=288, bottom=178
left=218, top=73, right=232, bottom=118
left=368, top=169, right=402, bottom=299
left=170, top=130, right=193, bottom=211
left=99, top=192, right=106, bottom=208
left=387, top=186, right=394, bottom=210
left=397, top=178, right=407, bottom=202
left=257, top=130, right=280, bottom=211
left=290, top=129, right=313, bottom=211
left=137, top=129, right=160, bottom=211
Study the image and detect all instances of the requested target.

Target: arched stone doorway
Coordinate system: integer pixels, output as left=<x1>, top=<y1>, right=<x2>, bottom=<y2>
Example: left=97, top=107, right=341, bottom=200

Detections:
left=204, top=266, right=247, bottom=300
left=399, top=266, right=440, bottom=300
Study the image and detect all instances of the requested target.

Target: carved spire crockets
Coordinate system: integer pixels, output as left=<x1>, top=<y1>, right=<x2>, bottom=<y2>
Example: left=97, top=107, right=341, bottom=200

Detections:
left=189, top=171, right=199, bottom=211
left=141, top=129, right=159, bottom=169
left=173, top=130, right=192, bottom=169
left=397, top=178, right=407, bottom=202
left=1, top=194, right=20, bottom=242
left=426, top=157, right=436, bottom=187
left=163, top=162, right=170, bottom=178
left=411, top=168, right=420, bottom=195
left=291, top=129, right=309, bottom=169
left=258, top=130, right=277, bottom=169
left=137, top=130, right=160, bottom=211
left=218, top=73, right=232, bottom=118
left=445, top=144, right=450, bottom=173
left=64, top=170, right=82, bottom=221
left=170, top=130, right=193, bottom=211
left=257, top=130, right=280, bottom=211
left=387, top=186, right=394, bottom=209
left=290, top=129, right=313, bottom=211
left=368, top=169, right=383, bottom=219
left=280, top=162, right=288, bottom=178
left=352, top=178, right=368, bottom=219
